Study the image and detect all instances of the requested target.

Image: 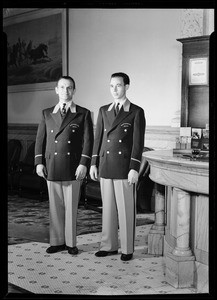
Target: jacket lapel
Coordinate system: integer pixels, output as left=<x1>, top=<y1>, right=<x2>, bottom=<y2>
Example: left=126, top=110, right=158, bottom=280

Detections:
left=50, top=111, right=62, bottom=128
left=107, top=101, right=133, bottom=134
left=109, top=108, right=132, bottom=133
left=59, top=110, right=79, bottom=132
left=50, top=102, right=78, bottom=130
left=50, top=108, right=79, bottom=138
left=105, top=108, right=116, bottom=128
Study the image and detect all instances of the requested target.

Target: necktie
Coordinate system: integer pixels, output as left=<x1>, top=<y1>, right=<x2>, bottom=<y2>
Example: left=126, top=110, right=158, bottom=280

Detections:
left=61, top=103, right=67, bottom=117
left=115, top=103, right=120, bottom=116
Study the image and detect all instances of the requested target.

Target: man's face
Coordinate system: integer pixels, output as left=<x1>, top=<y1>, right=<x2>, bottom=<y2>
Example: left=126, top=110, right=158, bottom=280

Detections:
left=110, top=76, right=129, bottom=101
left=55, top=78, right=75, bottom=102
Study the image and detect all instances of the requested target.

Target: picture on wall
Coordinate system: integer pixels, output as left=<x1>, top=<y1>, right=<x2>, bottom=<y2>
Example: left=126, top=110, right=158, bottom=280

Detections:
left=191, top=128, right=202, bottom=139
left=3, top=8, right=67, bottom=92
left=189, top=57, right=208, bottom=85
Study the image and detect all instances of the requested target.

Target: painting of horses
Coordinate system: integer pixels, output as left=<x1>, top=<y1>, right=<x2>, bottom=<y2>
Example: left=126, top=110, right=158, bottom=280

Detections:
left=4, top=9, right=66, bottom=91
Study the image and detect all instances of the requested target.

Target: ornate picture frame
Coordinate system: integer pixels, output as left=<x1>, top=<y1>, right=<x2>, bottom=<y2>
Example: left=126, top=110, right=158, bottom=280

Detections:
left=3, top=8, right=68, bottom=93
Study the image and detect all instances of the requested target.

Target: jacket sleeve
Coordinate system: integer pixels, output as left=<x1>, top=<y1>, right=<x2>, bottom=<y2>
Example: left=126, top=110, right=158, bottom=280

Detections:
left=79, top=109, right=94, bottom=168
left=91, top=107, right=104, bottom=167
left=130, top=108, right=146, bottom=172
left=34, top=110, right=47, bottom=166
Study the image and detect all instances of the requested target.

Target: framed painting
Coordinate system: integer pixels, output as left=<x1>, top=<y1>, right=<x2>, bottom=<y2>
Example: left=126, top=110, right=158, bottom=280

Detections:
left=3, top=8, right=68, bottom=93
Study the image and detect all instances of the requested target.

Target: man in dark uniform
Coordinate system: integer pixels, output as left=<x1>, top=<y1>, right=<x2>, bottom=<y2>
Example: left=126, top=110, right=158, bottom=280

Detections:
left=90, top=72, right=146, bottom=261
left=35, top=75, right=93, bottom=255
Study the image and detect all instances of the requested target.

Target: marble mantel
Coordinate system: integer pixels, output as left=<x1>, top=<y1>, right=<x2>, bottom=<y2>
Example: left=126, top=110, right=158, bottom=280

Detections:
left=143, top=150, right=209, bottom=291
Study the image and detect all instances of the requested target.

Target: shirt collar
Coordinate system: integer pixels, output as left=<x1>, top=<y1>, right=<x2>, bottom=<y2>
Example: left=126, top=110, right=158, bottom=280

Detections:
left=108, top=98, right=130, bottom=112
left=52, top=101, right=76, bottom=113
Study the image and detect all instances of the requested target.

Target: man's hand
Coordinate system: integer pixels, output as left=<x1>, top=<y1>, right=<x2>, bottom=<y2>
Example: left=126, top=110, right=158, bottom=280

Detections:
left=75, top=164, right=87, bottom=180
left=36, top=164, right=47, bottom=179
left=90, top=165, right=98, bottom=181
left=128, top=169, right=139, bottom=185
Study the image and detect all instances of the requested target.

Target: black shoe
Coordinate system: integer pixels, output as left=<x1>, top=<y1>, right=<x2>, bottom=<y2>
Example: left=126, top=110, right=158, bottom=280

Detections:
left=121, top=253, right=133, bottom=261
left=67, top=246, right=79, bottom=255
left=46, top=244, right=66, bottom=254
left=95, top=250, right=118, bottom=257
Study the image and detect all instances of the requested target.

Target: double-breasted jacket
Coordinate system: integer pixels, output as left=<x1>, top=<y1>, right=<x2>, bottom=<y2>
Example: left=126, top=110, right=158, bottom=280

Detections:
left=35, top=103, right=93, bottom=181
left=91, top=99, right=146, bottom=179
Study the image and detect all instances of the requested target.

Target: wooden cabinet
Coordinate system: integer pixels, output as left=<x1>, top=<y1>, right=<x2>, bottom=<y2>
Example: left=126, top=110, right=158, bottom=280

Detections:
left=177, top=36, right=210, bottom=128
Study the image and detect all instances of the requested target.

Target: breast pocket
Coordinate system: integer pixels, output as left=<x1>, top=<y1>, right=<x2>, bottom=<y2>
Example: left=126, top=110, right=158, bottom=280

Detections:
left=69, top=123, right=80, bottom=134
left=120, top=122, right=132, bottom=134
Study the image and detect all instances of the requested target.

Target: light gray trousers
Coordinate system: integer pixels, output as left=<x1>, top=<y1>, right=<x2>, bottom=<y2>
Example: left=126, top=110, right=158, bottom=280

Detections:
left=100, top=178, right=136, bottom=254
left=47, top=180, right=81, bottom=247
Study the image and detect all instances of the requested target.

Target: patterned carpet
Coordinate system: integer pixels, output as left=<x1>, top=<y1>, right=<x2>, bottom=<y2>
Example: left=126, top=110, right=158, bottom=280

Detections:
left=7, top=228, right=198, bottom=296
left=8, top=227, right=161, bottom=295
left=7, top=194, right=201, bottom=296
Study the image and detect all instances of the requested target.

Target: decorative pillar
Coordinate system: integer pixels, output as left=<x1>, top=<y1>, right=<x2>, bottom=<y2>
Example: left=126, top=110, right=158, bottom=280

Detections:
left=148, top=184, right=165, bottom=255
left=172, top=188, right=192, bottom=256
left=166, top=188, right=195, bottom=288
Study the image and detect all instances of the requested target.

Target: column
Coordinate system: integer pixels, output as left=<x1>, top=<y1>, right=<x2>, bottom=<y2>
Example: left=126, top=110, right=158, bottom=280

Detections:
left=166, top=188, right=195, bottom=288
left=172, top=188, right=192, bottom=256
left=148, top=184, right=165, bottom=255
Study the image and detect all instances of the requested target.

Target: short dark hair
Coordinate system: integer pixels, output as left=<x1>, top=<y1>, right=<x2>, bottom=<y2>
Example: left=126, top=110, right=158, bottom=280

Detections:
left=111, top=72, right=130, bottom=85
left=56, top=76, right=76, bottom=90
